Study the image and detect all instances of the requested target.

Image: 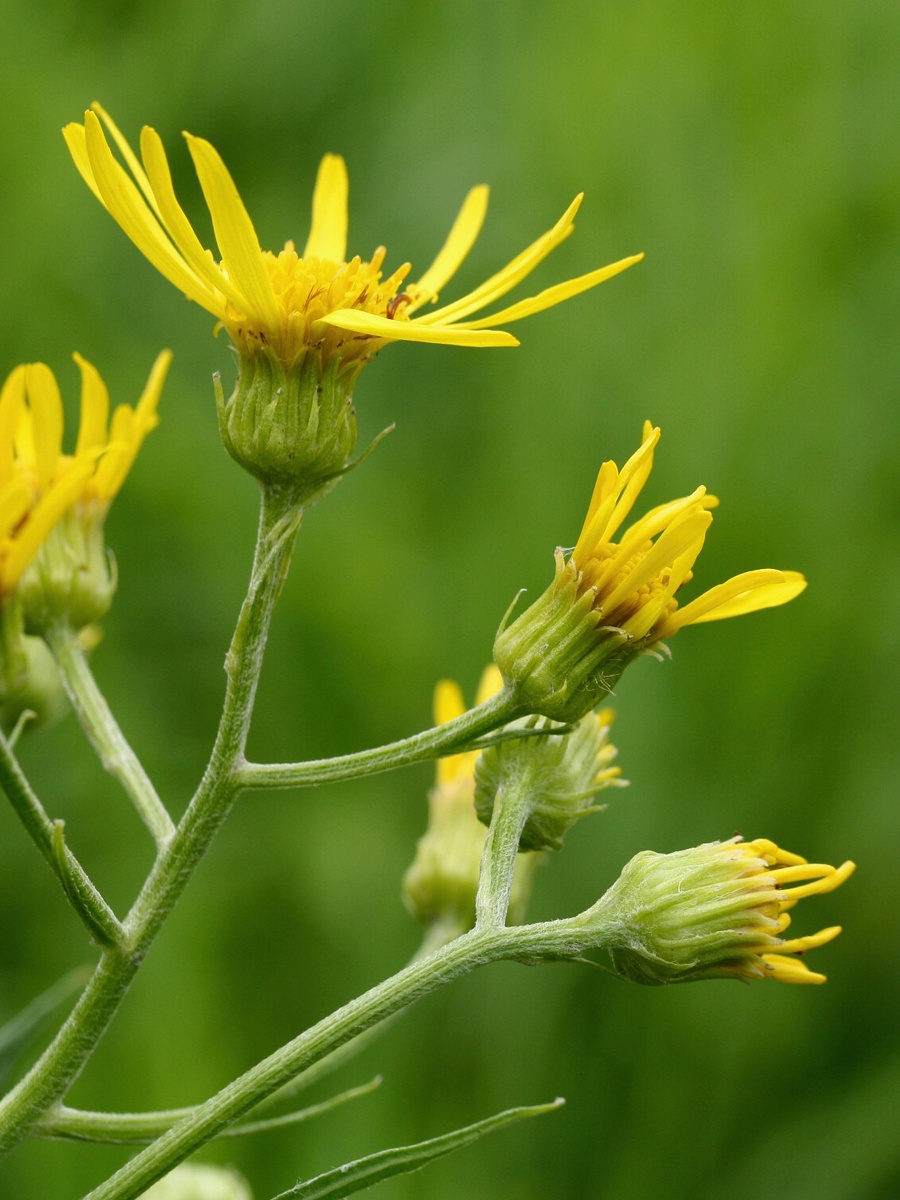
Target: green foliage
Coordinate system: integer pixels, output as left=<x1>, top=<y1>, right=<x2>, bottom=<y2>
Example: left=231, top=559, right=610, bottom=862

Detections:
left=274, top=1100, right=562, bottom=1200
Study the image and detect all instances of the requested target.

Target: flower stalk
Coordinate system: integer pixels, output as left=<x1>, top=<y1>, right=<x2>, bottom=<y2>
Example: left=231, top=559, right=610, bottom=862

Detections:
left=46, top=624, right=175, bottom=847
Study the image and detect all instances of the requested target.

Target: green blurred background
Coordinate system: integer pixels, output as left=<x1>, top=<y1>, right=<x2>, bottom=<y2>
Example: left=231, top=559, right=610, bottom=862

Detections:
left=0, top=1, right=897, bottom=1196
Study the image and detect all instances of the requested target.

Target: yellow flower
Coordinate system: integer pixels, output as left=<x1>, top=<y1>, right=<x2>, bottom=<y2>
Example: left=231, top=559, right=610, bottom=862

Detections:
left=0, top=351, right=170, bottom=618
left=403, top=667, right=538, bottom=938
left=63, top=104, right=642, bottom=369
left=494, top=421, right=807, bottom=721
left=583, top=836, right=855, bottom=987
left=570, top=421, right=806, bottom=641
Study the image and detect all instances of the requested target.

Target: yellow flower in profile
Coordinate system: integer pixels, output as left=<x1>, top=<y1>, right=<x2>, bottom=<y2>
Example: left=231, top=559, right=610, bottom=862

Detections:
left=583, top=836, right=855, bottom=987
left=63, top=105, right=642, bottom=369
left=403, top=667, right=539, bottom=941
left=494, top=421, right=807, bottom=721
left=0, top=351, right=170, bottom=624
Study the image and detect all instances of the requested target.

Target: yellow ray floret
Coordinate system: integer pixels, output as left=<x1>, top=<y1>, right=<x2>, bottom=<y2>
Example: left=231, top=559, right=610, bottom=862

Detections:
left=435, top=665, right=504, bottom=785
left=570, top=421, right=807, bottom=645
left=64, top=105, right=642, bottom=366
left=726, top=838, right=856, bottom=984
left=0, top=352, right=171, bottom=595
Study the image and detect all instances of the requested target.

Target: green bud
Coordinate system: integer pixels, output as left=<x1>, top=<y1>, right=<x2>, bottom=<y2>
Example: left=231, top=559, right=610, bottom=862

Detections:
left=493, top=554, right=637, bottom=723
left=0, top=633, right=68, bottom=735
left=17, top=506, right=115, bottom=634
left=474, top=707, right=623, bottom=852
left=141, top=1164, right=252, bottom=1200
left=573, top=838, right=855, bottom=986
left=216, top=345, right=358, bottom=496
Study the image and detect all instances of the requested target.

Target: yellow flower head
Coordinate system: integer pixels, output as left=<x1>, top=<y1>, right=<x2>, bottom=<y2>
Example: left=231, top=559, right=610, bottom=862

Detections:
left=63, top=104, right=642, bottom=370
left=570, top=421, right=806, bottom=641
left=585, top=836, right=855, bottom=987
left=494, top=421, right=807, bottom=722
left=0, top=351, right=170, bottom=614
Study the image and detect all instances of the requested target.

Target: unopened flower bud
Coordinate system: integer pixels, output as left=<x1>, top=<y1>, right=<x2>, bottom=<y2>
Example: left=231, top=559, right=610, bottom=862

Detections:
left=0, top=633, right=68, bottom=735
left=577, top=837, right=855, bottom=986
left=474, top=708, right=624, bottom=852
left=18, top=507, right=115, bottom=632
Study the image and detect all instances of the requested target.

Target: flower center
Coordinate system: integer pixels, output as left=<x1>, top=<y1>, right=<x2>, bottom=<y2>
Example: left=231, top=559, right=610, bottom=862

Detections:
left=221, top=243, right=412, bottom=366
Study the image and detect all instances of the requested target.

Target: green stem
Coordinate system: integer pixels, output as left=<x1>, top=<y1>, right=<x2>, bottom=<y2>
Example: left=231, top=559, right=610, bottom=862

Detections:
left=236, top=689, right=523, bottom=791
left=0, top=483, right=301, bottom=1158
left=475, top=784, right=531, bottom=930
left=46, top=625, right=175, bottom=849
left=81, top=924, right=571, bottom=1200
left=0, top=733, right=124, bottom=947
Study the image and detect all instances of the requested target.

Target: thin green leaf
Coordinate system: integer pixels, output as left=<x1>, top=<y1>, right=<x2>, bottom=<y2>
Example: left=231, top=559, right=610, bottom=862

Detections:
left=271, top=1097, right=564, bottom=1199
left=0, top=967, right=92, bottom=1087
left=38, top=1078, right=381, bottom=1145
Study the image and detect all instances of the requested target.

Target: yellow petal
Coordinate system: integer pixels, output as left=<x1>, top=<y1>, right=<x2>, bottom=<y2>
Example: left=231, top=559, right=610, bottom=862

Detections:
left=62, top=122, right=105, bottom=205
left=672, top=570, right=807, bottom=628
left=601, top=510, right=712, bottom=615
left=434, top=679, right=466, bottom=726
left=133, top=349, right=171, bottom=439
left=459, top=253, right=644, bottom=329
left=777, top=860, right=856, bottom=901
left=73, top=353, right=110, bottom=457
left=475, top=664, right=504, bottom=705
left=0, top=366, right=27, bottom=486
left=434, top=678, right=474, bottom=784
left=0, top=478, right=31, bottom=540
left=2, top=461, right=95, bottom=590
left=418, top=194, right=583, bottom=327
left=408, top=185, right=489, bottom=309
left=92, top=352, right=168, bottom=502
left=83, top=113, right=223, bottom=316
left=302, top=154, right=349, bottom=262
left=23, top=364, right=63, bottom=489
left=612, top=488, right=711, bottom=569
left=91, top=102, right=161, bottom=218
left=761, top=954, right=826, bottom=984
left=745, top=838, right=807, bottom=867
left=573, top=424, right=660, bottom=562
left=319, top=308, right=518, bottom=347
left=184, top=133, right=281, bottom=331
left=779, top=925, right=842, bottom=955
left=140, top=127, right=245, bottom=312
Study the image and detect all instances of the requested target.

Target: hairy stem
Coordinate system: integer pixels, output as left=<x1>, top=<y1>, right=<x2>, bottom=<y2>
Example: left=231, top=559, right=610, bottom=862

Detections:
left=0, top=482, right=300, bottom=1157
left=46, top=625, right=175, bottom=848
left=0, top=734, right=124, bottom=946
left=475, top=784, right=531, bottom=930
left=82, top=926, right=566, bottom=1200
left=236, top=688, right=523, bottom=791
